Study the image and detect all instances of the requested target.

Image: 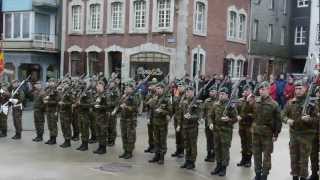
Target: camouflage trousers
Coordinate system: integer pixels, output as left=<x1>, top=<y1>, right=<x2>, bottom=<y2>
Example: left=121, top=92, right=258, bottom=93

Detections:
left=310, top=131, right=319, bottom=174
left=79, top=112, right=90, bottom=142
left=147, top=117, right=155, bottom=147
left=72, top=110, right=80, bottom=137
left=107, top=114, right=117, bottom=143
left=183, top=126, right=198, bottom=162
left=47, top=112, right=58, bottom=137
left=60, top=111, right=72, bottom=140
left=95, top=111, right=108, bottom=146
left=89, top=111, right=96, bottom=138
left=120, top=118, right=137, bottom=154
left=205, top=126, right=214, bottom=153
left=239, top=124, right=253, bottom=156
left=253, top=133, right=274, bottom=175
left=33, top=110, right=45, bottom=136
left=174, top=117, right=184, bottom=151
left=0, top=112, right=7, bottom=132
left=214, top=127, right=233, bottom=167
left=289, top=132, right=315, bottom=178
left=153, top=123, right=168, bottom=154
left=12, top=107, right=22, bottom=133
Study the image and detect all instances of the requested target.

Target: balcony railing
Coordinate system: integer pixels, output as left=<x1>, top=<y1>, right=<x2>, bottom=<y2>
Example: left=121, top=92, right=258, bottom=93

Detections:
left=32, top=33, right=57, bottom=50
left=32, top=0, right=57, bottom=8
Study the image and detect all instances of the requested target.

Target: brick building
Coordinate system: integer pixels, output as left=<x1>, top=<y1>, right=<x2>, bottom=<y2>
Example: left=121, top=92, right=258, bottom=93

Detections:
left=61, top=0, right=249, bottom=81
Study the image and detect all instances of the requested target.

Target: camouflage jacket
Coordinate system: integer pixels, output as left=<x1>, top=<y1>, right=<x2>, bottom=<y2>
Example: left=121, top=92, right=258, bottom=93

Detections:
left=119, top=93, right=139, bottom=119
left=237, top=98, right=255, bottom=126
left=9, top=88, right=25, bottom=110
left=253, top=96, right=282, bottom=138
left=59, top=91, right=73, bottom=113
left=209, top=100, right=237, bottom=129
left=202, top=96, right=217, bottom=127
left=283, top=96, right=319, bottom=134
left=92, top=92, right=108, bottom=113
left=149, top=93, right=172, bottom=125
left=44, top=87, right=59, bottom=112
left=33, top=89, right=45, bottom=111
left=178, top=97, right=201, bottom=128
left=105, top=88, right=120, bottom=111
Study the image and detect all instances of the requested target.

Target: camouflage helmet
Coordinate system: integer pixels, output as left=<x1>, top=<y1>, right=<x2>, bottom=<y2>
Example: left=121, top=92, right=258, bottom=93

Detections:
left=243, top=84, right=252, bottom=91
left=48, top=78, right=56, bottom=82
left=149, top=78, right=158, bottom=85
left=125, top=79, right=135, bottom=88
left=219, top=86, right=230, bottom=95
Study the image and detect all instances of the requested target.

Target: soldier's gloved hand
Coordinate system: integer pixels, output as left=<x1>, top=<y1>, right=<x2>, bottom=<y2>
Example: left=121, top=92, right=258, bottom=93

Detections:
left=209, top=123, right=214, bottom=130
left=184, top=113, right=191, bottom=119
left=272, top=136, right=278, bottom=142
left=94, top=104, right=101, bottom=108
left=221, top=116, right=230, bottom=122
left=155, top=108, right=163, bottom=113
left=301, top=115, right=311, bottom=122
left=237, top=116, right=242, bottom=121
left=0, top=89, right=4, bottom=94
left=287, top=119, right=294, bottom=126
left=43, top=100, right=48, bottom=104
left=199, top=118, right=205, bottom=124
left=120, top=104, right=127, bottom=109
left=176, top=126, right=180, bottom=132
left=58, top=101, right=64, bottom=105
left=9, top=98, right=18, bottom=105
left=54, top=112, right=58, bottom=116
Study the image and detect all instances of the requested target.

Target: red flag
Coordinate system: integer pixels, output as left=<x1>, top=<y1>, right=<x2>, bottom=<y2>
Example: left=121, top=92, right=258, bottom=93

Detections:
left=0, top=49, right=4, bottom=74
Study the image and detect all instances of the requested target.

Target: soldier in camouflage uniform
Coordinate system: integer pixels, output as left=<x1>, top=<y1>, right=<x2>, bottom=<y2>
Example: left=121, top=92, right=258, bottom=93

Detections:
left=9, top=80, right=25, bottom=140
left=58, top=82, right=74, bottom=148
left=308, top=86, right=319, bottom=180
left=171, top=81, right=185, bottom=158
left=208, top=87, right=237, bottom=177
left=177, top=86, right=201, bottom=170
left=237, top=84, right=255, bottom=168
left=144, top=78, right=158, bottom=153
left=88, top=79, right=97, bottom=144
left=201, top=86, right=218, bottom=162
left=32, top=81, right=46, bottom=142
left=92, top=80, right=108, bottom=155
left=117, top=81, right=139, bottom=159
left=252, top=81, right=282, bottom=180
left=43, top=78, right=59, bottom=145
left=0, top=83, right=10, bottom=137
left=283, top=81, right=319, bottom=180
left=148, top=83, right=172, bottom=165
left=106, top=80, right=120, bottom=146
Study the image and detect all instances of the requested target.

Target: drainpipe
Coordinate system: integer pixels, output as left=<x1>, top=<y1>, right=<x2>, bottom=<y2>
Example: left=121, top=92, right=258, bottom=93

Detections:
left=60, top=0, right=67, bottom=79
left=248, top=0, right=253, bottom=78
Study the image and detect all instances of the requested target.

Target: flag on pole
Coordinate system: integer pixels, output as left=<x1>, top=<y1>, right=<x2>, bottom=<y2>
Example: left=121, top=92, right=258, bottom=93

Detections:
left=0, top=49, right=4, bottom=74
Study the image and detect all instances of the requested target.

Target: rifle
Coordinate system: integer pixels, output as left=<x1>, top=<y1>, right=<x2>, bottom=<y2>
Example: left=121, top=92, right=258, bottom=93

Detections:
left=302, top=81, right=316, bottom=115
left=222, top=80, right=241, bottom=117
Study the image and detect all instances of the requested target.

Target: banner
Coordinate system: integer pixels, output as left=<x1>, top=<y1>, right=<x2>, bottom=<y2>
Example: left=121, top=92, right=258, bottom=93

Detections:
left=0, top=49, right=4, bottom=74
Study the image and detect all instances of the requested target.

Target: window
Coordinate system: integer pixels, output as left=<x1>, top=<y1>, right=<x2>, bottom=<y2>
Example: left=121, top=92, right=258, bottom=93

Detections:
left=227, top=58, right=245, bottom=78
left=192, top=49, right=205, bottom=79
left=317, top=24, right=320, bottom=44
left=71, top=5, right=81, bottom=31
left=267, top=24, right=273, bottom=43
left=253, top=20, right=259, bottom=40
left=228, top=59, right=235, bottom=77
left=297, top=0, right=309, bottom=7
left=228, top=11, right=237, bottom=38
left=158, top=0, right=171, bottom=28
left=89, top=4, right=101, bottom=31
left=133, top=0, right=146, bottom=29
left=269, top=0, right=274, bottom=9
left=89, top=52, right=99, bottom=76
left=283, top=0, right=287, bottom=14
left=236, top=60, right=244, bottom=77
left=295, top=26, right=307, bottom=45
left=194, top=1, right=207, bottom=35
left=71, top=52, right=81, bottom=76
left=111, top=2, right=123, bottom=30
left=280, top=26, right=286, bottom=46
left=239, top=14, right=246, bottom=40
left=4, top=12, right=31, bottom=40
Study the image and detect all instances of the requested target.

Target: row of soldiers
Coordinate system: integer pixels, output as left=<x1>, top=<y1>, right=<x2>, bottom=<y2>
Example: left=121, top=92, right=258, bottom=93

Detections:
left=0, top=74, right=319, bottom=180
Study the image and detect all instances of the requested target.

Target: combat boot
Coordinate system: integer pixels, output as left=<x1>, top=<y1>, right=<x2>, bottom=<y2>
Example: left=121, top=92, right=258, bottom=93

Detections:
left=12, top=132, right=21, bottom=140
left=119, top=152, right=127, bottom=158
left=300, top=177, right=307, bottom=180
left=292, top=176, right=299, bottom=180
left=32, top=134, right=43, bottom=142
left=237, top=154, right=246, bottom=167
left=45, top=136, right=56, bottom=145
left=149, top=153, right=160, bottom=163
left=244, top=155, right=252, bottom=168
left=180, top=160, right=189, bottom=169
left=308, top=173, right=319, bottom=180
left=211, top=163, right=222, bottom=175
left=218, top=166, right=227, bottom=177
left=177, top=148, right=184, bottom=158
left=93, top=145, right=106, bottom=155
left=253, top=173, right=261, bottom=180
left=261, top=174, right=268, bottom=180
left=123, top=153, right=133, bottom=159
left=76, top=142, right=88, bottom=151
left=88, top=136, right=97, bottom=144
left=144, top=145, right=154, bottom=153
left=205, top=151, right=215, bottom=162
left=60, top=139, right=71, bottom=148
left=157, top=154, right=164, bottom=165
left=186, top=161, right=195, bottom=170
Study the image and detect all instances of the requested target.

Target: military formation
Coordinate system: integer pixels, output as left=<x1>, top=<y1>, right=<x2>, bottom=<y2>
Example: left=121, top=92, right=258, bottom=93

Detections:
left=0, top=72, right=319, bottom=180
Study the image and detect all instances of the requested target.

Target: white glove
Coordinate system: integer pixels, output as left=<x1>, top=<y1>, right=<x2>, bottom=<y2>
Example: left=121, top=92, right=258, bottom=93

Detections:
left=0, top=89, right=4, bottom=94
left=184, top=113, right=191, bottom=119
left=1, top=105, right=8, bottom=115
left=176, top=126, right=181, bottom=132
left=237, top=116, right=242, bottom=121
left=209, top=123, right=214, bottom=130
left=221, top=116, right=230, bottom=122
left=287, top=119, right=294, bottom=126
left=111, top=109, right=117, bottom=116
left=301, top=115, right=311, bottom=122
left=9, top=98, right=18, bottom=105
left=199, top=118, right=205, bottom=124
left=94, top=104, right=101, bottom=108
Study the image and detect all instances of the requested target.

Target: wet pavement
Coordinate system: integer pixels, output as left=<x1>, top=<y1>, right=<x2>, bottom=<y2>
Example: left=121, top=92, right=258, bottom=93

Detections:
left=0, top=110, right=295, bottom=180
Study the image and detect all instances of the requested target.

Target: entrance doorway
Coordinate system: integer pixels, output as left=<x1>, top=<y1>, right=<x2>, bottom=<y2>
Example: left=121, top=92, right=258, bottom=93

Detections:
left=19, top=64, right=42, bottom=82
left=108, top=51, right=122, bottom=78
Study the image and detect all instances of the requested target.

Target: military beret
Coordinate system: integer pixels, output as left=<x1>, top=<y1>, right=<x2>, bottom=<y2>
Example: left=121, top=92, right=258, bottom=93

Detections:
left=294, top=80, right=305, bottom=87
left=257, top=81, right=270, bottom=89
left=219, top=87, right=230, bottom=95
left=48, top=78, right=56, bottom=82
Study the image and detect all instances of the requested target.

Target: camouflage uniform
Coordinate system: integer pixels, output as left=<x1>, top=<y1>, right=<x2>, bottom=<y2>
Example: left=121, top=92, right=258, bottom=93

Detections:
left=179, top=97, right=201, bottom=169
left=93, top=92, right=108, bottom=154
left=88, top=88, right=97, bottom=143
left=9, top=86, right=25, bottom=139
left=71, top=104, right=80, bottom=141
left=119, top=93, right=139, bottom=158
left=309, top=92, right=319, bottom=180
left=0, top=88, right=9, bottom=137
left=59, top=91, right=74, bottom=148
left=209, top=99, right=237, bottom=175
left=283, top=96, right=318, bottom=179
left=172, top=93, right=184, bottom=157
left=144, top=90, right=156, bottom=153
left=148, top=92, right=172, bottom=164
left=44, top=88, right=59, bottom=144
left=253, top=95, right=282, bottom=177
left=32, top=88, right=46, bottom=141
left=106, top=87, right=120, bottom=146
